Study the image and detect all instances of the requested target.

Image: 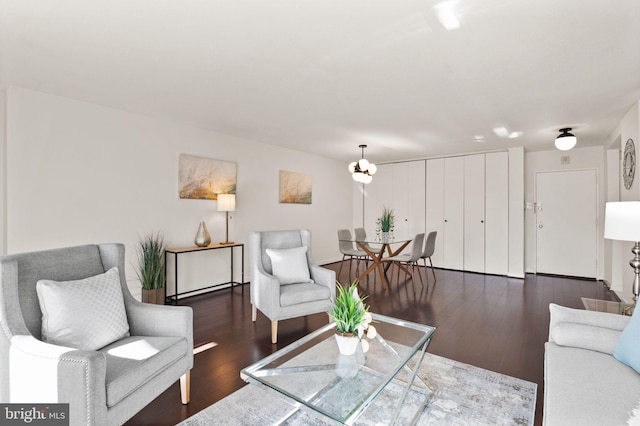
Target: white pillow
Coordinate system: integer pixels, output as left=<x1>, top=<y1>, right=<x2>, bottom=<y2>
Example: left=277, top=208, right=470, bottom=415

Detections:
left=628, top=400, right=640, bottom=426
left=37, top=267, right=130, bottom=351
left=265, top=246, right=313, bottom=285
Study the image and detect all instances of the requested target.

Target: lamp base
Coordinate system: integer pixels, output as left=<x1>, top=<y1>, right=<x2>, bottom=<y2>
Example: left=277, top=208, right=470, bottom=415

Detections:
left=219, top=241, right=235, bottom=245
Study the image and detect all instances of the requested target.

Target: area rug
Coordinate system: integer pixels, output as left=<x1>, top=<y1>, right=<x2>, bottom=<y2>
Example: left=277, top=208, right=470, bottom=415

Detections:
left=179, top=352, right=537, bottom=425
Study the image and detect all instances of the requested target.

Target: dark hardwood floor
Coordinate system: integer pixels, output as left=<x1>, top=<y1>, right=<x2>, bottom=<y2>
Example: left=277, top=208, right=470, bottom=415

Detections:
left=125, top=262, right=617, bottom=426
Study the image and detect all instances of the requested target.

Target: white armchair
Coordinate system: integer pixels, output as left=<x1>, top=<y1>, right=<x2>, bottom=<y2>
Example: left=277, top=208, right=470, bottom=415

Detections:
left=0, top=243, right=193, bottom=426
left=249, top=230, right=336, bottom=344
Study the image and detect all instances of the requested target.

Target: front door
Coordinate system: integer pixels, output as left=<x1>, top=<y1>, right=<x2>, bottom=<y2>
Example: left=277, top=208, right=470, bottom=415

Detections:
left=535, top=170, right=597, bottom=278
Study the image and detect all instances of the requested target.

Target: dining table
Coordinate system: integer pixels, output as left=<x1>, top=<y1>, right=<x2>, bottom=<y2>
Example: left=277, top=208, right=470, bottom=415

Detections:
left=340, top=236, right=413, bottom=290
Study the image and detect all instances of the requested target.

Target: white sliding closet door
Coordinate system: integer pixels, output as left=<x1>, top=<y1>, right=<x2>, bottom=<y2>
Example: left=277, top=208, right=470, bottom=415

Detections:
left=363, top=163, right=393, bottom=237
left=392, top=163, right=410, bottom=238
left=443, top=157, right=464, bottom=270
left=426, top=159, right=445, bottom=267
left=485, top=152, right=509, bottom=275
left=464, top=154, right=485, bottom=273
left=393, top=162, right=427, bottom=239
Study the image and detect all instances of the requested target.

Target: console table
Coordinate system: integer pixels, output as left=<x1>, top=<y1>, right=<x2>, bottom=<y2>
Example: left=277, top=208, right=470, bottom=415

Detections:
left=165, top=243, right=245, bottom=304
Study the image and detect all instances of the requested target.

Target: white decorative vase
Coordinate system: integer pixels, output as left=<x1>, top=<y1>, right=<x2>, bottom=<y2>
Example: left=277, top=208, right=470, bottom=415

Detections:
left=381, top=231, right=391, bottom=241
left=335, top=332, right=360, bottom=356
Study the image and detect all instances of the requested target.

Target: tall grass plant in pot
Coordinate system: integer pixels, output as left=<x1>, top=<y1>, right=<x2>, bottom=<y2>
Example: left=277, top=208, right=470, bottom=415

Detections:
left=136, top=232, right=167, bottom=304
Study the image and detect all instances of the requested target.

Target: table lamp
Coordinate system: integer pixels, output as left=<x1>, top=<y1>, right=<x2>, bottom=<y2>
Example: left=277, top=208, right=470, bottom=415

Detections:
left=217, top=193, right=236, bottom=245
left=604, top=201, right=640, bottom=311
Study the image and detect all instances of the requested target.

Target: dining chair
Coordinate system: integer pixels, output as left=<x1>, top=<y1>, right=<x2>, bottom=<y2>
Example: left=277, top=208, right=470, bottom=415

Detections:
left=337, top=229, right=368, bottom=282
left=421, top=231, right=437, bottom=282
left=383, top=233, right=425, bottom=290
left=354, top=228, right=373, bottom=250
left=353, top=227, right=373, bottom=273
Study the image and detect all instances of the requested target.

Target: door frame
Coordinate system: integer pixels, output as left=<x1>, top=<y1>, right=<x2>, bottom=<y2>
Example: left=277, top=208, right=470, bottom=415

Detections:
left=533, top=168, right=600, bottom=278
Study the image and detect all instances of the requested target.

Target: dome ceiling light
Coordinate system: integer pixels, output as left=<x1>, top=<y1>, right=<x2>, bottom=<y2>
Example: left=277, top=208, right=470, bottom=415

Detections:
left=555, top=128, right=577, bottom=151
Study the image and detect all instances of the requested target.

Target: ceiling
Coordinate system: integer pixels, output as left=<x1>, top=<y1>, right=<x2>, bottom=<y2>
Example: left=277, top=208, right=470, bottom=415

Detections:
left=1, top=0, right=640, bottom=164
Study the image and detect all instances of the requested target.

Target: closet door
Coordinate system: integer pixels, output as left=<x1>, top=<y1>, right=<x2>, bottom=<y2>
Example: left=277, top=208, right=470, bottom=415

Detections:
left=426, top=159, right=445, bottom=267
left=406, top=161, right=426, bottom=237
left=464, top=154, right=486, bottom=273
left=485, top=152, right=509, bottom=275
left=392, top=163, right=410, bottom=238
left=443, top=157, right=464, bottom=270
left=393, top=161, right=426, bottom=239
left=363, top=163, right=393, bottom=237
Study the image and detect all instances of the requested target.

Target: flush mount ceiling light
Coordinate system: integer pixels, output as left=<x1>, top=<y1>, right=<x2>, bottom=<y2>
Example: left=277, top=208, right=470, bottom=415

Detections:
left=348, top=144, right=377, bottom=184
left=555, top=128, right=577, bottom=151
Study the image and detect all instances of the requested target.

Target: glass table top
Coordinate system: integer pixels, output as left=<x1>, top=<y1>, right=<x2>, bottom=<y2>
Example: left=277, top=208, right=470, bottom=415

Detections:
left=241, top=314, right=436, bottom=425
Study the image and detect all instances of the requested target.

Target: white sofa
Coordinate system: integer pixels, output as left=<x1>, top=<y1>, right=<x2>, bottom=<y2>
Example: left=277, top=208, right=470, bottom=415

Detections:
left=544, top=303, right=640, bottom=425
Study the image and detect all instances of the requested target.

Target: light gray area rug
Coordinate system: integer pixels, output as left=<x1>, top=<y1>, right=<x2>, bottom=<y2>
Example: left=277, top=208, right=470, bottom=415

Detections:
left=180, top=352, right=537, bottom=425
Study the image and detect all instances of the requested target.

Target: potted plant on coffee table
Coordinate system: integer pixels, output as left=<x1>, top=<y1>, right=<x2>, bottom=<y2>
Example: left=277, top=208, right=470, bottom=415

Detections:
left=136, top=231, right=167, bottom=304
left=328, top=282, right=377, bottom=355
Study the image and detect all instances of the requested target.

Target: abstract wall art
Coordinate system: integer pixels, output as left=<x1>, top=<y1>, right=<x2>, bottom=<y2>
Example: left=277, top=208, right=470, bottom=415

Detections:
left=178, top=154, right=237, bottom=200
left=279, top=170, right=312, bottom=204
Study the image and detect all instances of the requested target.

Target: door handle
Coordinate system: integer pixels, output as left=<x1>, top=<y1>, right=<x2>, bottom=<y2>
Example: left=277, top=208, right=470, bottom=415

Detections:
left=538, top=224, right=543, bottom=229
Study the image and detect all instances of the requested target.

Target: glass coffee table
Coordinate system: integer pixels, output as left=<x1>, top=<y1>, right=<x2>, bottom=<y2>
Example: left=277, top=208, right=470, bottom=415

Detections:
left=241, top=313, right=436, bottom=425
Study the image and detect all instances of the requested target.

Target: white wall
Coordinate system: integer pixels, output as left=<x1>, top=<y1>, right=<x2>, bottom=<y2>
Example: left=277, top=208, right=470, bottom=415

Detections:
left=508, top=147, right=525, bottom=278
left=604, top=101, right=640, bottom=301
left=4, top=87, right=352, bottom=298
left=0, top=88, right=5, bottom=256
left=524, top=146, right=606, bottom=278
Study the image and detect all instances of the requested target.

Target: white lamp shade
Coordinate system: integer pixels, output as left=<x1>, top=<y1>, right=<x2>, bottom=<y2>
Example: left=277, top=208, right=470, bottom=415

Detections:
left=362, top=174, right=373, bottom=184
left=368, top=163, right=377, bottom=175
left=555, top=135, right=577, bottom=151
left=604, top=201, right=640, bottom=241
left=217, top=193, right=236, bottom=212
left=348, top=162, right=357, bottom=173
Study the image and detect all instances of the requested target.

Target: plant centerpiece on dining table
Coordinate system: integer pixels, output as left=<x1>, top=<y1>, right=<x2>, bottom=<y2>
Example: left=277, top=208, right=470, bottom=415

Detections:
left=328, top=282, right=377, bottom=355
left=379, top=206, right=395, bottom=241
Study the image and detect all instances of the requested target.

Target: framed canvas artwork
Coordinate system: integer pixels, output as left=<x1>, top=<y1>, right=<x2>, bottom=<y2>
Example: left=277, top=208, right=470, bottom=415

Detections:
left=178, top=154, right=237, bottom=200
left=279, top=170, right=312, bottom=204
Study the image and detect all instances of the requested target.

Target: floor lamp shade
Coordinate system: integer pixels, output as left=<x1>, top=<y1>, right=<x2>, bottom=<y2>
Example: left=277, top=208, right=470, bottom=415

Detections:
left=217, top=194, right=236, bottom=244
left=604, top=201, right=640, bottom=241
left=604, top=201, right=640, bottom=306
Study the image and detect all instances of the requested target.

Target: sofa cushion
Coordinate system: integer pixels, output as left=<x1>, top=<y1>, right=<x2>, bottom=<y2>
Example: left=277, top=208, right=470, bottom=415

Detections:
left=615, top=307, right=640, bottom=373
left=280, top=283, right=331, bottom=306
left=266, top=246, right=312, bottom=285
left=550, top=322, right=621, bottom=354
left=36, top=267, right=130, bottom=350
left=544, top=342, right=640, bottom=426
left=100, top=335, right=188, bottom=407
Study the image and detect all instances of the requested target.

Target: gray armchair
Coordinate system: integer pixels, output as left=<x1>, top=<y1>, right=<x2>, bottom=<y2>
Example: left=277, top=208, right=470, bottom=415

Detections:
left=249, top=230, right=336, bottom=344
left=0, top=243, right=193, bottom=426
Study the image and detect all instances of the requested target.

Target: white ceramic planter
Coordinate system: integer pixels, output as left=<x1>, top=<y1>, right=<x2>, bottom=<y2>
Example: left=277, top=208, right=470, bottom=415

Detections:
left=335, top=332, right=360, bottom=356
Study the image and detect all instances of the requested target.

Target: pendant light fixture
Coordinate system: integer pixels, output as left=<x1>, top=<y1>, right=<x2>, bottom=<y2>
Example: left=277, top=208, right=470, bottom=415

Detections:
left=348, top=144, right=377, bottom=184
left=555, top=128, right=577, bottom=151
